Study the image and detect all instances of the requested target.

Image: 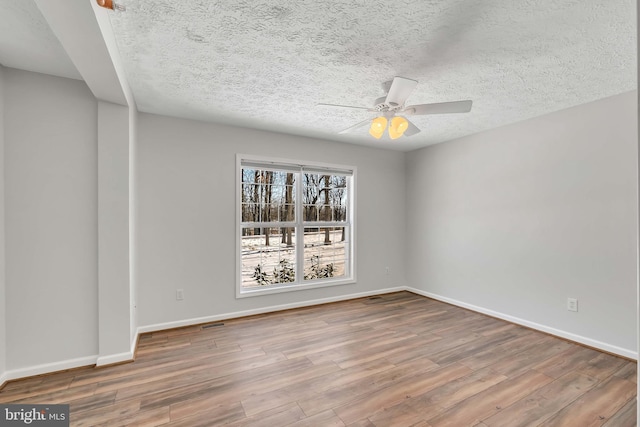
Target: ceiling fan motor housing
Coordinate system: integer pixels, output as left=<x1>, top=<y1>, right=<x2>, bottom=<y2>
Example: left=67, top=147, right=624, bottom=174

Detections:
left=373, top=97, right=402, bottom=113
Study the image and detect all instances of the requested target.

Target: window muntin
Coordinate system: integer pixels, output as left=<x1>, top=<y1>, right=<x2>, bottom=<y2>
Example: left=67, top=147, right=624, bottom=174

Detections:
left=238, top=157, right=354, bottom=295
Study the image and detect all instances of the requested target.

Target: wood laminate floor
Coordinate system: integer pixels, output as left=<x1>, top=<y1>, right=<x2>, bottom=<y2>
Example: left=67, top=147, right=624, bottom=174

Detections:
left=0, top=291, right=636, bottom=426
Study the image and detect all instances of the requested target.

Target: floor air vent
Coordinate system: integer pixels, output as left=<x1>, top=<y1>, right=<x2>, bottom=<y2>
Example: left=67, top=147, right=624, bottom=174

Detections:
left=202, top=322, right=224, bottom=329
left=368, top=296, right=382, bottom=300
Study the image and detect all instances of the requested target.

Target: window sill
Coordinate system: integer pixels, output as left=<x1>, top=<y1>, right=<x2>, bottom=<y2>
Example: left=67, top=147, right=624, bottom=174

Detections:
left=236, top=277, right=356, bottom=298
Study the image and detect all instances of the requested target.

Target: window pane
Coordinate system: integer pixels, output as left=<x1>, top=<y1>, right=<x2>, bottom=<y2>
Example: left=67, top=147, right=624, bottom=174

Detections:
left=242, top=168, right=257, bottom=183
left=270, top=185, right=285, bottom=205
left=333, top=206, right=347, bottom=222
left=303, top=227, right=348, bottom=281
left=241, top=227, right=296, bottom=288
left=303, top=174, right=349, bottom=223
left=241, top=169, right=296, bottom=224
left=303, top=174, right=320, bottom=211
left=319, top=205, right=332, bottom=221
left=272, top=170, right=290, bottom=185
left=262, top=199, right=275, bottom=222
left=286, top=184, right=295, bottom=205
left=241, top=183, right=261, bottom=204
left=281, top=204, right=295, bottom=222
left=303, top=205, right=318, bottom=222
left=242, top=203, right=260, bottom=222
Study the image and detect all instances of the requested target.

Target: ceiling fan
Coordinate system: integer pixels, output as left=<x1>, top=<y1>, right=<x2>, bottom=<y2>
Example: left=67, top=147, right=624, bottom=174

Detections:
left=318, top=76, right=473, bottom=140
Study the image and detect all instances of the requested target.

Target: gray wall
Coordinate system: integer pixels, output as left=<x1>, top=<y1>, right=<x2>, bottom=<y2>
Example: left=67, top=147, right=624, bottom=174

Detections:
left=406, top=90, right=638, bottom=355
left=4, top=69, right=99, bottom=371
left=135, top=113, right=407, bottom=328
left=0, top=64, right=6, bottom=382
left=97, top=100, right=134, bottom=365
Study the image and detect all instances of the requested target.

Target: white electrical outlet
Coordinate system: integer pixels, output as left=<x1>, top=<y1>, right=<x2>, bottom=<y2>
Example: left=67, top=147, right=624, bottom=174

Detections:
left=176, top=289, right=184, bottom=301
left=567, top=297, right=578, bottom=312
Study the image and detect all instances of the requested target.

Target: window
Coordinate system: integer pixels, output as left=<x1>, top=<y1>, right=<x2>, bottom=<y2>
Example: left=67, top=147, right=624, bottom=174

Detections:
left=237, top=155, right=355, bottom=297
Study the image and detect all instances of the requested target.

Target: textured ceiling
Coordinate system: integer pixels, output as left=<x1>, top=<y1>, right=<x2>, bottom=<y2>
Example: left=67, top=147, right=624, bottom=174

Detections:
left=4, top=0, right=634, bottom=151
left=106, top=0, right=636, bottom=150
left=0, top=0, right=81, bottom=80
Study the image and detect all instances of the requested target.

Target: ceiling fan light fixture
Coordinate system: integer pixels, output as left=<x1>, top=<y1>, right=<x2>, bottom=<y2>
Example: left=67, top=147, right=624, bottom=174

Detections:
left=369, top=117, right=387, bottom=139
left=389, top=116, right=409, bottom=139
left=323, top=77, right=473, bottom=139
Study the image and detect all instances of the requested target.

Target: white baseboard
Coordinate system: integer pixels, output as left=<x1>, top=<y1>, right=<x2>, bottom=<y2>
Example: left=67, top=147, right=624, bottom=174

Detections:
left=96, top=351, right=133, bottom=367
left=95, top=330, right=141, bottom=367
left=3, top=332, right=143, bottom=383
left=137, top=286, right=406, bottom=334
left=406, top=287, right=638, bottom=360
left=3, top=355, right=98, bottom=383
left=131, top=330, right=140, bottom=355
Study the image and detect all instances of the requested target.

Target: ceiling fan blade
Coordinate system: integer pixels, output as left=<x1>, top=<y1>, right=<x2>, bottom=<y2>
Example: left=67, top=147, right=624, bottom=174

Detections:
left=385, top=77, right=418, bottom=107
left=404, top=100, right=473, bottom=115
left=317, top=103, right=371, bottom=110
left=404, top=118, right=421, bottom=136
left=338, top=119, right=371, bottom=134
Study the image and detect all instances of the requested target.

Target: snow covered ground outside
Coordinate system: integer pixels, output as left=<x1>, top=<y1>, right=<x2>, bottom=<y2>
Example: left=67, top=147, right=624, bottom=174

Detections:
left=241, top=229, right=347, bottom=288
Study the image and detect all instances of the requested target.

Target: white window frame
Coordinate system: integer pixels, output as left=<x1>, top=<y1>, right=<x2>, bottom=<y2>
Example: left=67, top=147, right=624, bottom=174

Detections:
left=236, top=154, right=356, bottom=298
